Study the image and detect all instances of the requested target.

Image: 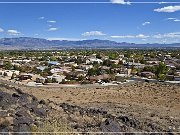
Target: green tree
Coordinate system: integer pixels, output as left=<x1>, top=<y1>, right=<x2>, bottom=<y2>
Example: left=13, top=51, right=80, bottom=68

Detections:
left=155, top=62, right=169, bottom=80
left=71, top=66, right=75, bottom=72
left=87, top=68, right=101, bottom=76
left=11, top=72, right=16, bottom=79
left=4, top=61, right=13, bottom=70
left=50, top=56, right=57, bottom=61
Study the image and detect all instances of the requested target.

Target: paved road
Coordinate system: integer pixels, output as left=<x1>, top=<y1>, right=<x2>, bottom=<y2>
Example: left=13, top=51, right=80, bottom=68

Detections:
left=0, top=78, right=137, bottom=89
left=0, top=79, right=23, bottom=87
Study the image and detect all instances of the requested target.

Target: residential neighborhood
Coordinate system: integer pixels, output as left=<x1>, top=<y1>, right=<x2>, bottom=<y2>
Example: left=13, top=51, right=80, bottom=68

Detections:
left=0, top=50, right=180, bottom=87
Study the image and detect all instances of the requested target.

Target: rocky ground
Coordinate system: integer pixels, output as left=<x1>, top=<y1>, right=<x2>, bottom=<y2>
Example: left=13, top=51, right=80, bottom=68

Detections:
left=0, top=82, right=180, bottom=134
left=0, top=83, right=49, bottom=134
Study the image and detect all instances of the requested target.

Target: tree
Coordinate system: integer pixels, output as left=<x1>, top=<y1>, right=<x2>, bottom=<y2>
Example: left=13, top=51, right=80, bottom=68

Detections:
left=11, top=72, right=16, bottom=79
left=96, top=53, right=102, bottom=59
left=50, top=56, right=57, bottom=61
left=88, top=68, right=101, bottom=76
left=4, top=61, right=13, bottom=70
left=109, top=53, right=118, bottom=60
left=77, top=76, right=84, bottom=81
left=155, top=62, right=169, bottom=81
left=71, top=66, right=75, bottom=72
left=143, top=66, right=156, bottom=73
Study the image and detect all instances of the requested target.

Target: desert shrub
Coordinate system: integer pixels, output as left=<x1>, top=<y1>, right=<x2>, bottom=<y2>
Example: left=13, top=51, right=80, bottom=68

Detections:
left=31, top=118, right=74, bottom=135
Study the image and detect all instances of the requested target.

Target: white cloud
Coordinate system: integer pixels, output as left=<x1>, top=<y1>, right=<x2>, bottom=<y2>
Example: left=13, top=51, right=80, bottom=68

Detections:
left=47, top=37, right=86, bottom=41
left=163, top=32, right=180, bottom=38
left=48, top=27, right=58, bottom=31
left=111, top=34, right=149, bottom=39
left=153, top=32, right=180, bottom=38
left=111, top=35, right=135, bottom=38
left=82, top=31, right=106, bottom=36
left=154, top=5, right=180, bottom=13
left=0, top=28, right=4, bottom=32
left=153, top=34, right=163, bottom=39
left=136, top=34, right=149, bottom=38
left=158, top=2, right=168, bottom=4
left=47, top=20, right=56, bottom=23
left=167, top=17, right=177, bottom=20
left=39, top=16, right=45, bottom=20
left=7, top=29, right=21, bottom=36
left=174, top=19, right=180, bottom=22
left=111, top=32, right=180, bottom=43
left=110, top=0, right=131, bottom=5
left=142, top=21, right=150, bottom=26
left=166, top=18, right=180, bottom=22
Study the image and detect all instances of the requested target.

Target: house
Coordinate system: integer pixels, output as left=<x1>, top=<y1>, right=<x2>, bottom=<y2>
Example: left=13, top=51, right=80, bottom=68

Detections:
left=167, top=64, right=176, bottom=69
left=63, top=62, right=77, bottom=67
left=174, top=76, right=180, bottom=81
left=119, top=67, right=131, bottom=76
left=50, top=68, right=63, bottom=74
left=18, top=73, right=34, bottom=81
left=65, top=69, right=86, bottom=80
left=74, top=69, right=86, bottom=77
left=165, top=55, right=171, bottom=59
left=101, top=66, right=110, bottom=70
left=166, top=75, right=174, bottom=81
left=48, top=61, right=60, bottom=66
left=11, top=62, right=21, bottom=67
left=146, top=61, right=160, bottom=64
left=36, top=66, right=47, bottom=72
left=110, top=60, right=119, bottom=65
left=119, top=59, right=126, bottom=64
left=78, top=64, right=93, bottom=70
left=0, top=70, right=20, bottom=77
left=36, top=77, right=46, bottom=83
left=119, top=55, right=124, bottom=58
left=101, top=56, right=109, bottom=60
left=50, top=68, right=71, bottom=74
left=125, top=62, right=145, bottom=69
left=47, top=74, right=66, bottom=83
left=13, top=59, right=31, bottom=64
left=86, top=58, right=103, bottom=64
left=89, top=74, right=111, bottom=82
left=141, top=72, right=155, bottom=79
left=115, top=73, right=128, bottom=82
left=0, top=60, right=3, bottom=68
left=176, top=71, right=180, bottom=76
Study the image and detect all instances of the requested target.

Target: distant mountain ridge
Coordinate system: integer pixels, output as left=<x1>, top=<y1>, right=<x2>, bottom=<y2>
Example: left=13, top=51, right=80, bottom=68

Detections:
left=0, top=37, right=179, bottom=50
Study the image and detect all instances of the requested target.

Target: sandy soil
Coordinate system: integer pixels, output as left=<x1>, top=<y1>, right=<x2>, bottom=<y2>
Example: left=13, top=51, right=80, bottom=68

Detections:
left=15, top=82, right=179, bottom=132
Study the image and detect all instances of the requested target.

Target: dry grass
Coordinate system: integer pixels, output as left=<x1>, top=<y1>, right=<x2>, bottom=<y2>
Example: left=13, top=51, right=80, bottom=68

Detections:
left=31, top=118, right=74, bottom=135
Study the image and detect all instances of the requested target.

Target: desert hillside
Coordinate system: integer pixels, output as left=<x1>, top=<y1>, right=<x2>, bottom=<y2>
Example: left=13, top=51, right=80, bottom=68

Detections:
left=0, top=82, right=180, bottom=134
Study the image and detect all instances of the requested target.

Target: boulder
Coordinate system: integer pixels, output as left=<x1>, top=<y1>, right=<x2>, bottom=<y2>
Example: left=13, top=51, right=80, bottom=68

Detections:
left=39, top=100, right=46, bottom=105
left=12, top=93, right=20, bottom=98
left=15, top=110, right=31, bottom=118
left=0, top=116, right=14, bottom=127
left=17, top=124, right=31, bottom=134
left=32, top=108, right=46, bottom=117
left=14, top=117, right=34, bottom=126
left=100, top=118, right=122, bottom=134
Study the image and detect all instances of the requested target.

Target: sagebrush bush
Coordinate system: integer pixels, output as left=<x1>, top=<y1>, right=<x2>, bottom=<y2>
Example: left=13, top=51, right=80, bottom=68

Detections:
left=31, top=118, right=74, bottom=135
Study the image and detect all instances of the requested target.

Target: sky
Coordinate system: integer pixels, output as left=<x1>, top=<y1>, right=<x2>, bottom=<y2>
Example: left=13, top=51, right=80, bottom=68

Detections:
left=0, top=0, right=180, bottom=43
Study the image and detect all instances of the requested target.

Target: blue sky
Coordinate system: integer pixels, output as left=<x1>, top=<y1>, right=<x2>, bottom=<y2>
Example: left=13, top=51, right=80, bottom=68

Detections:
left=0, top=0, right=180, bottom=43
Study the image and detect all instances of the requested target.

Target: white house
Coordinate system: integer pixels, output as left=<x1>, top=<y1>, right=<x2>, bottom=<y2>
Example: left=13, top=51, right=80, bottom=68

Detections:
left=47, top=74, right=66, bottom=83
left=13, top=59, right=31, bottom=64
left=0, top=70, right=20, bottom=77
left=174, top=76, right=180, bottom=81
left=86, top=58, right=103, bottom=64
left=78, top=64, right=93, bottom=70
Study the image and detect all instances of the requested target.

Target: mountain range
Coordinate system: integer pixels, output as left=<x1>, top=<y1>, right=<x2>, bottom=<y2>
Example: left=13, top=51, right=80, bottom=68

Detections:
left=0, top=37, right=179, bottom=50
